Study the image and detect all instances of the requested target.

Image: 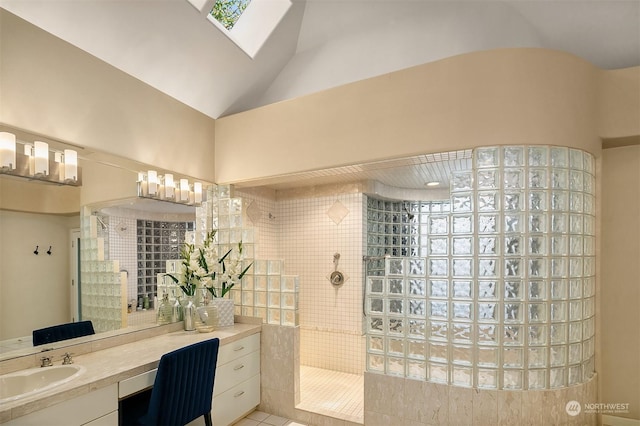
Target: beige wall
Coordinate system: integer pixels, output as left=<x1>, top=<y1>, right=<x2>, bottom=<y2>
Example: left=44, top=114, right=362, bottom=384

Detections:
left=79, top=161, right=138, bottom=207
left=598, top=67, right=640, bottom=139
left=0, top=211, right=79, bottom=340
left=0, top=9, right=216, bottom=182
left=0, top=179, right=80, bottom=215
left=601, top=145, right=640, bottom=420
left=215, top=48, right=605, bottom=184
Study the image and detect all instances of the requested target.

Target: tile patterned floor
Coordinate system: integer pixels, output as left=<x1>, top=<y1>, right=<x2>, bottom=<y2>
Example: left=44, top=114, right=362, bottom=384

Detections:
left=233, top=410, right=306, bottom=426
left=296, top=366, right=364, bottom=423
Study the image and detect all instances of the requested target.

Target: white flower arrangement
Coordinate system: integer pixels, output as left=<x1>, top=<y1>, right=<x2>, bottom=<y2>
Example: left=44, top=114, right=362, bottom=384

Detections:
left=166, top=230, right=252, bottom=298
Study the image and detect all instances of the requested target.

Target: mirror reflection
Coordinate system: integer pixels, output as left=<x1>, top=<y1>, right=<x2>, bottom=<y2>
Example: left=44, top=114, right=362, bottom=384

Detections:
left=84, top=199, right=195, bottom=332
left=0, top=197, right=195, bottom=357
left=0, top=125, right=201, bottom=360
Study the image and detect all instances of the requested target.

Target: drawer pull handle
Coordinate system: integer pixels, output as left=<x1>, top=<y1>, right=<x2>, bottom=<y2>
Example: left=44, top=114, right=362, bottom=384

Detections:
left=234, top=364, right=245, bottom=371
left=234, top=391, right=245, bottom=398
left=233, top=346, right=245, bottom=352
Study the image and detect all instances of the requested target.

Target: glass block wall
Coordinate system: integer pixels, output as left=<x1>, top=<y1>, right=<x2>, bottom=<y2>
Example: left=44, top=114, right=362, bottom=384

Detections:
left=136, top=219, right=193, bottom=305
left=79, top=207, right=127, bottom=332
left=194, top=185, right=300, bottom=327
left=365, top=146, right=596, bottom=390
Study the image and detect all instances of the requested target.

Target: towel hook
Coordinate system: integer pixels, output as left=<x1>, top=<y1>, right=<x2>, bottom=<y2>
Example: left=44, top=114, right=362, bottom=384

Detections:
left=33, top=245, right=39, bottom=255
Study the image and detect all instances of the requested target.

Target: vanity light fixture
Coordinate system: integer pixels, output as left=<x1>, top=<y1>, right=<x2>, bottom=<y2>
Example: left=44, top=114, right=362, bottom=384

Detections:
left=137, top=171, right=205, bottom=206
left=0, top=132, right=82, bottom=186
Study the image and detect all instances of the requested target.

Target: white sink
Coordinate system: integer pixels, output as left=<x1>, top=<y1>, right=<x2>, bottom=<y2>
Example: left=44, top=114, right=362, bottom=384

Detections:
left=0, top=364, right=85, bottom=403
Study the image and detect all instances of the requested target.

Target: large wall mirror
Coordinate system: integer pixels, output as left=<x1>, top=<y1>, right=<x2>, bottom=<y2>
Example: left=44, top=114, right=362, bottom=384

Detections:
left=0, top=125, right=200, bottom=361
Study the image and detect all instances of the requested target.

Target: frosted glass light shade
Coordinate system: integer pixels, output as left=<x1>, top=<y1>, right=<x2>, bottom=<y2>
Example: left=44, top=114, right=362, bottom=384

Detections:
left=164, top=173, right=175, bottom=199
left=194, top=182, right=203, bottom=203
left=0, top=132, right=16, bottom=169
left=179, top=178, right=189, bottom=202
left=64, top=149, right=78, bottom=182
left=148, top=170, right=158, bottom=195
left=33, top=141, right=49, bottom=176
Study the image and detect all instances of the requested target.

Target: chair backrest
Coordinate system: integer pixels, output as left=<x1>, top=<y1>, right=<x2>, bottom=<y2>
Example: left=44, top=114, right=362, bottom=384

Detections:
left=144, top=338, right=220, bottom=426
left=32, top=321, right=95, bottom=346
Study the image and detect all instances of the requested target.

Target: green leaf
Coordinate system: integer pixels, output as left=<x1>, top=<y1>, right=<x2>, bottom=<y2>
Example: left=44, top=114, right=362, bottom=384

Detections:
left=238, top=262, right=253, bottom=279
left=198, top=247, right=209, bottom=273
left=219, top=248, right=233, bottom=263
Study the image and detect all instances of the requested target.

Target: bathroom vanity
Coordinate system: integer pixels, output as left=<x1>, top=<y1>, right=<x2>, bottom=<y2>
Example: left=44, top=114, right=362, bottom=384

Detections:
left=0, top=323, right=261, bottom=426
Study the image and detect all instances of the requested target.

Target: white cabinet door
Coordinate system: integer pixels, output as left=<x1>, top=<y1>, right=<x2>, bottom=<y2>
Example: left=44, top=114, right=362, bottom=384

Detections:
left=4, top=384, right=117, bottom=426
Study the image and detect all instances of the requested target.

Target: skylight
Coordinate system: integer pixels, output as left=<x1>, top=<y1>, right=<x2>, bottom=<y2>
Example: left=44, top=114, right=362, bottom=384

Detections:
left=210, top=0, right=252, bottom=31
left=188, top=0, right=292, bottom=59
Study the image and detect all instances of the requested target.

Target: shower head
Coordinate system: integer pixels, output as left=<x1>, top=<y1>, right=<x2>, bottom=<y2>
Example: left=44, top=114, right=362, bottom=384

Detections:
left=403, top=203, right=415, bottom=220
left=95, top=215, right=108, bottom=230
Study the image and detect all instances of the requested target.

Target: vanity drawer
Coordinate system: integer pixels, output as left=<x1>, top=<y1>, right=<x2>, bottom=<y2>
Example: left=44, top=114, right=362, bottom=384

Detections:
left=213, top=350, right=260, bottom=396
left=118, top=369, right=157, bottom=398
left=212, top=374, right=260, bottom=426
left=217, top=333, right=260, bottom=365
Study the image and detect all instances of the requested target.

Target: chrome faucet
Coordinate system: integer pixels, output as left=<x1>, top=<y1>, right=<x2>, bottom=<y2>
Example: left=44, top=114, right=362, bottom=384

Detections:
left=40, top=356, right=53, bottom=367
left=62, top=353, right=74, bottom=365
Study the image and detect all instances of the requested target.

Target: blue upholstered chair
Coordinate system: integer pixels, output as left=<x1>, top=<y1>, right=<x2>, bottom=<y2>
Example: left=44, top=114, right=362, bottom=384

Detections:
left=32, top=320, right=95, bottom=346
left=139, top=338, right=220, bottom=426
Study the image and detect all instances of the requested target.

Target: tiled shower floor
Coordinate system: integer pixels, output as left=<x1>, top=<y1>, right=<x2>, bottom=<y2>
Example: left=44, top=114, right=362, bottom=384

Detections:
left=297, top=366, right=364, bottom=424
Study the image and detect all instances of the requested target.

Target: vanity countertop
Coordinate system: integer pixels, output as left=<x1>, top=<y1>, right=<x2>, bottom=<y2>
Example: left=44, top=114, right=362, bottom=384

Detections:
left=0, top=323, right=262, bottom=423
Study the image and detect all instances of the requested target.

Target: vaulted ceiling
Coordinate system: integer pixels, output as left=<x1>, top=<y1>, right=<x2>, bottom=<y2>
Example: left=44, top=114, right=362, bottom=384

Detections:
left=2, top=0, right=639, bottom=120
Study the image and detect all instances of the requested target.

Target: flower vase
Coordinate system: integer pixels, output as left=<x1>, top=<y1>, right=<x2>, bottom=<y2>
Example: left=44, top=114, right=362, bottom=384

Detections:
left=195, top=305, right=218, bottom=333
left=182, top=296, right=197, bottom=331
left=211, top=298, right=234, bottom=327
left=171, top=296, right=183, bottom=323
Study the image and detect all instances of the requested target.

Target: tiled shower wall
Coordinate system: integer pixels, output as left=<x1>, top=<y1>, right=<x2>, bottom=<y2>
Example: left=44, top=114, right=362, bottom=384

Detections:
left=239, top=189, right=280, bottom=260
left=278, top=193, right=365, bottom=374
left=237, top=188, right=366, bottom=375
left=107, top=217, right=137, bottom=304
